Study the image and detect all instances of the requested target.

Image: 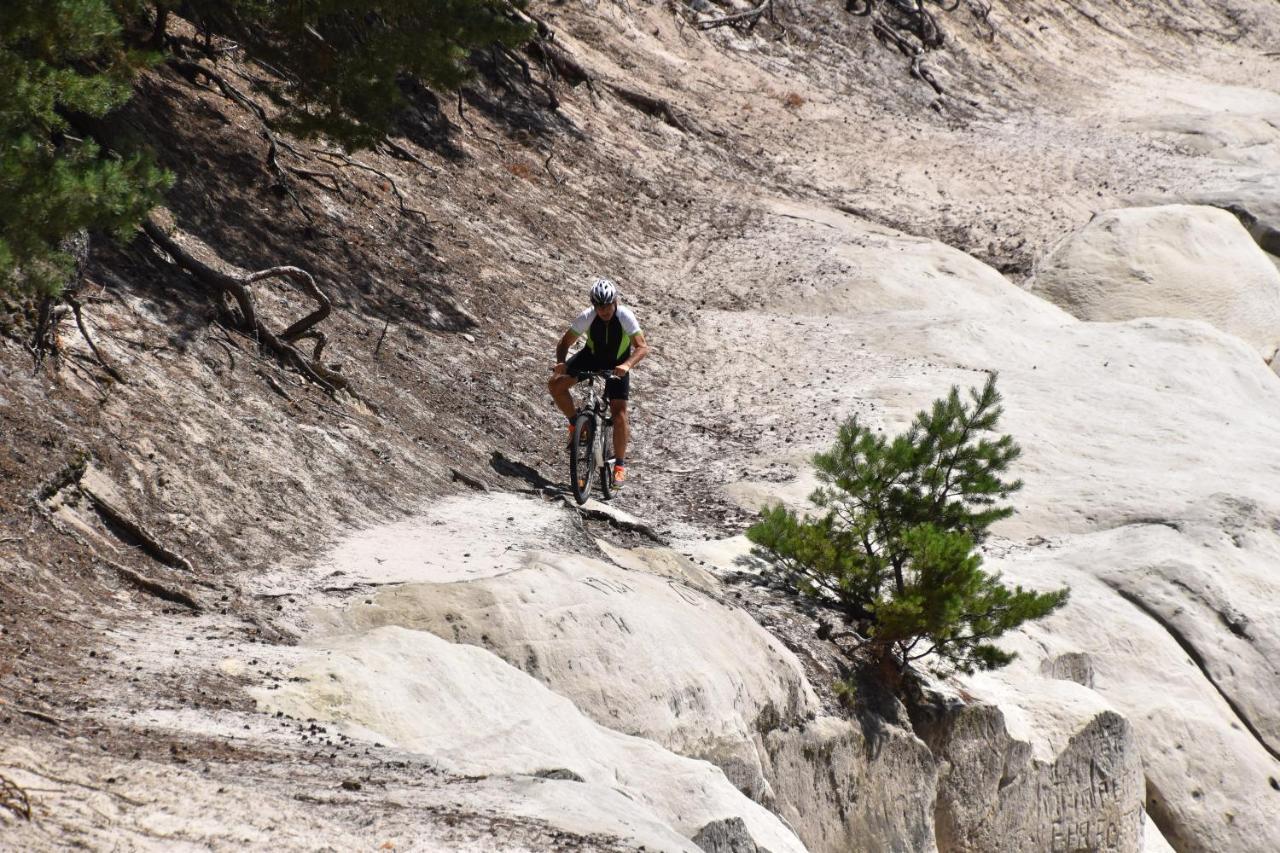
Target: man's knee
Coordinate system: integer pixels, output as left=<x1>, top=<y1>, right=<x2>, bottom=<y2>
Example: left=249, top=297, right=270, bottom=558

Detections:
left=610, top=400, right=628, bottom=418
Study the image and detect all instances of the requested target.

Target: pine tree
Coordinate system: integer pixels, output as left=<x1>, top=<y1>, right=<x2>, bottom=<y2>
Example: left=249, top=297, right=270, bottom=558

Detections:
left=180, top=0, right=535, bottom=149
left=0, top=0, right=170, bottom=296
left=2, top=0, right=535, bottom=297
left=747, top=374, right=1068, bottom=676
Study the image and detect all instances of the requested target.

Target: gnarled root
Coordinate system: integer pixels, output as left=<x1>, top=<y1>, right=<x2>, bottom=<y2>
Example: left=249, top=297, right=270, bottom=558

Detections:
left=0, top=775, right=31, bottom=821
left=142, top=217, right=347, bottom=393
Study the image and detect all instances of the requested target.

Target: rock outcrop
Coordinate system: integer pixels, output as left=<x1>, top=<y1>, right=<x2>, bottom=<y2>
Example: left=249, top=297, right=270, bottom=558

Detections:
left=258, top=625, right=807, bottom=853
left=911, top=684, right=1144, bottom=853
left=308, top=526, right=947, bottom=851
left=1029, top=205, right=1280, bottom=361
left=315, top=548, right=821, bottom=804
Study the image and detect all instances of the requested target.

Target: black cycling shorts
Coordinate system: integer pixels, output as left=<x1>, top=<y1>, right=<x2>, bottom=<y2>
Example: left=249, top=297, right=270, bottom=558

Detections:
left=566, top=350, right=630, bottom=401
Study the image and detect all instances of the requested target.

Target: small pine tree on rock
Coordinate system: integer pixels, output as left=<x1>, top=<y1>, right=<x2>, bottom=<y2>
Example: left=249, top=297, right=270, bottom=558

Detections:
left=747, top=374, right=1068, bottom=679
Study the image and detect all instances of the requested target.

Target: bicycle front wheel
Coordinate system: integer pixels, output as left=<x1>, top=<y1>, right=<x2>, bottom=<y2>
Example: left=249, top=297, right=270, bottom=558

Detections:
left=569, top=413, right=596, bottom=505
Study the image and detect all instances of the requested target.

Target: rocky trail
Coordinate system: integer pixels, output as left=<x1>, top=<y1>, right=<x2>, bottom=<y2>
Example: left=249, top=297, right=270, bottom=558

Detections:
left=4, top=0, right=1280, bottom=849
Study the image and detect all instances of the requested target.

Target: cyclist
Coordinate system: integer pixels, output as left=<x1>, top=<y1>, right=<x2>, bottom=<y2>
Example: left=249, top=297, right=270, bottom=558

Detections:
left=548, top=277, right=649, bottom=487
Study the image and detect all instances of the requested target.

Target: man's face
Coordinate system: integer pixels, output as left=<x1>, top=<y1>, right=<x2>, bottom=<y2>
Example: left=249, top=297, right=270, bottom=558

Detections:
left=594, top=302, right=616, bottom=321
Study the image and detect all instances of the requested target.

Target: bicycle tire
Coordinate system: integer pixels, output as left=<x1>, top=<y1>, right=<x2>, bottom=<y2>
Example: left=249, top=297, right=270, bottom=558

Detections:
left=570, top=413, right=595, bottom=505
left=598, top=417, right=614, bottom=501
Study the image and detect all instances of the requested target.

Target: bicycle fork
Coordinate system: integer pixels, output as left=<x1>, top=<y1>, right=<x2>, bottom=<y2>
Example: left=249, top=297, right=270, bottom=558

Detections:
left=593, top=416, right=606, bottom=468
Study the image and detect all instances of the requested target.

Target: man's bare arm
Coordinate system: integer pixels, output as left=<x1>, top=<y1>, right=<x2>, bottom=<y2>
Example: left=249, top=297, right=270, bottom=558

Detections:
left=615, top=331, right=649, bottom=374
left=554, top=330, right=579, bottom=370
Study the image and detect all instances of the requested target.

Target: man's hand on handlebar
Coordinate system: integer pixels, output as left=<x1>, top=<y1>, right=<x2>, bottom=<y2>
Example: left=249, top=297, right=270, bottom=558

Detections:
left=612, top=364, right=630, bottom=378
left=552, top=362, right=567, bottom=376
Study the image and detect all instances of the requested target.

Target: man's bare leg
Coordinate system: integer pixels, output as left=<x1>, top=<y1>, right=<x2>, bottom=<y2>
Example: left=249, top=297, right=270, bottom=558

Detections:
left=548, top=374, right=578, bottom=421
left=611, top=399, right=629, bottom=460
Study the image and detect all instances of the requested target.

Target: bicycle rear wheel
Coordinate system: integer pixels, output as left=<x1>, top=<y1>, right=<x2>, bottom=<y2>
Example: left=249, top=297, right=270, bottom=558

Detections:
left=569, top=414, right=595, bottom=505
left=598, top=418, right=614, bottom=501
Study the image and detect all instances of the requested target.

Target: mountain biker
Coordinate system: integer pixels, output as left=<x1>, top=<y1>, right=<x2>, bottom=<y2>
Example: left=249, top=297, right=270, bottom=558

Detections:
left=548, top=277, right=649, bottom=487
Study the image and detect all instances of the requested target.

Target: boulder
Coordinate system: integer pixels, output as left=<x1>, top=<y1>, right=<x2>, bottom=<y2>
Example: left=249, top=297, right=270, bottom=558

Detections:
left=257, top=626, right=806, bottom=853
left=762, top=716, right=937, bottom=853
left=313, top=550, right=821, bottom=805
left=984, top=517, right=1280, bottom=853
left=701, top=200, right=1280, bottom=850
left=313, top=538, right=944, bottom=853
left=912, top=681, right=1145, bottom=853
left=1029, top=205, right=1280, bottom=361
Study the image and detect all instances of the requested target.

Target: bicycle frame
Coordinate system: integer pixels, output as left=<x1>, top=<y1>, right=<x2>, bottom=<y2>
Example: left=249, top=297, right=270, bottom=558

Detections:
left=581, top=368, right=614, bottom=440
left=570, top=370, right=616, bottom=501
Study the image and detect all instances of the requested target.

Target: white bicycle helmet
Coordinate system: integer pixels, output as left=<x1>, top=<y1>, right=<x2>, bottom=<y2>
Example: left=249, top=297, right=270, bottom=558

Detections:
left=589, top=277, right=618, bottom=306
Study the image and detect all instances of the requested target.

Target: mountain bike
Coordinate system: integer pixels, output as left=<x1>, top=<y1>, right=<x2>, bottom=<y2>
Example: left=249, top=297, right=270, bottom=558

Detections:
left=568, top=370, right=617, bottom=505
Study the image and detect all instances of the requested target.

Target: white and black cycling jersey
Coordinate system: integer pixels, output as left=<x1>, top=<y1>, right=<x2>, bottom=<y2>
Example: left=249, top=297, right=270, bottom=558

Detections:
left=569, top=305, right=642, bottom=367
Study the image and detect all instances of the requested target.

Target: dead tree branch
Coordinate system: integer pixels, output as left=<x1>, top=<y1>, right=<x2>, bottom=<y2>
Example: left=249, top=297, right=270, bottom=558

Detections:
left=107, top=560, right=201, bottom=612
left=696, top=0, right=774, bottom=31
left=142, top=218, right=347, bottom=393
left=78, top=481, right=194, bottom=573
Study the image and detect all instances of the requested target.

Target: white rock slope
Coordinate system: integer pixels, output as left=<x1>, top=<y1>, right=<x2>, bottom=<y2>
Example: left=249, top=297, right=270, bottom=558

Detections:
left=258, top=625, right=808, bottom=853
left=1030, top=205, right=1280, bottom=361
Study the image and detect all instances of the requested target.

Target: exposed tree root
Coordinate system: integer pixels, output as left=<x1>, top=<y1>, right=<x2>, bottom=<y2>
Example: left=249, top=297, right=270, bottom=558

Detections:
left=542, top=146, right=564, bottom=185
left=455, top=89, right=505, bottom=152
left=609, top=84, right=695, bottom=133
left=842, top=0, right=997, bottom=98
left=519, top=20, right=694, bottom=133
left=167, top=57, right=322, bottom=214
left=380, top=136, right=438, bottom=176
left=28, top=297, right=68, bottom=371
left=141, top=217, right=347, bottom=394
left=312, top=148, right=428, bottom=219
left=0, top=776, right=32, bottom=821
left=518, top=10, right=597, bottom=105
left=66, top=296, right=127, bottom=384
left=497, top=44, right=560, bottom=109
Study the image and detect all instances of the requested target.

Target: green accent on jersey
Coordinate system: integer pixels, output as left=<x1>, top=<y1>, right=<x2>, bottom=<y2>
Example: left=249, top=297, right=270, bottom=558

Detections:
left=570, top=311, right=641, bottom=366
